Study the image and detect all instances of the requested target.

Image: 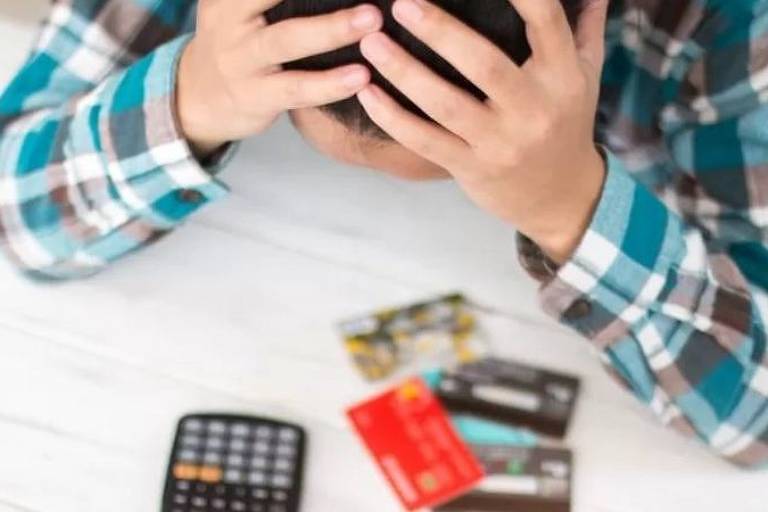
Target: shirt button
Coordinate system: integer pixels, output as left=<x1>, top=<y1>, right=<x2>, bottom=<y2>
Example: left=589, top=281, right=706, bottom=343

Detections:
left=564, top=299, right=592, bottom=321
left=177, top=189, right=204, bottom=204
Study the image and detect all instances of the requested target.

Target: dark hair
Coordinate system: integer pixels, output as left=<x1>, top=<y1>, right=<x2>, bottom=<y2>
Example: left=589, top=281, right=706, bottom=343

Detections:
left=266, top=0, right=582, bottom=138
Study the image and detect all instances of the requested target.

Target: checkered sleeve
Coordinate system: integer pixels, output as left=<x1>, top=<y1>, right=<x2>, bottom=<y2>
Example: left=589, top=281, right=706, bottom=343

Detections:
left=0, top=0, right=230, bottom=280
left=521, top=4, right=768, bottom=466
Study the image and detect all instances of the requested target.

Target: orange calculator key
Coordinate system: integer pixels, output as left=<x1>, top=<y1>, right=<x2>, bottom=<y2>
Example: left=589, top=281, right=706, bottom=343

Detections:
left=172, top=463, right=199, bottom=480
left=199, top=465, right=223, bottom=483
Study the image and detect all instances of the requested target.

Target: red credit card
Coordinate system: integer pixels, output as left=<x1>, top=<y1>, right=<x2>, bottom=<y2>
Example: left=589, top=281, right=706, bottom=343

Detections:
left=347, top=378, right=485, bottom=510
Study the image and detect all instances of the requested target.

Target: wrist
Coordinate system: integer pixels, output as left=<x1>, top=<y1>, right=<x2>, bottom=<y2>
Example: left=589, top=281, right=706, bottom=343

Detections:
left=527, top=146, right=607, bottom=264
left=176, top=41, right=229, bottom=158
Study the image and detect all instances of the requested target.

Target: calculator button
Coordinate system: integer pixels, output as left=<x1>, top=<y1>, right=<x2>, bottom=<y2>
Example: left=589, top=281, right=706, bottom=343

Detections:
left=229, top=438, right=247, bottom=452
left=250, top=456, right=268, bottom=469
left=273, top=458, right=293, bottom=472
left=253, top=441, right=271, bottom=455
left=206, top=437, right=225, bottom=450
left=175, top=480, right=192, bottom=491
left=275, top=444, right=295, bottom=457
left=255, top=425, right=274, bottom=439
left=191, top=496, right=207, bottom=507
left=173, top=463, right=200, bottom=480
left=249, top=505, right=267, bottom=512
left=181, top=434, right=203, bottom=447
left=194, top=482, right=208, bottom=493
left=271, top=474, right=292, bottom=489
left=277, top=428, right=298, bottom=442
left=173, top=494, right=188, bottom=505
left=199, top=466, right=223, bottom=483
left=208, top=421, right=227, bottom=435
left=224, top=469, right=244, bottom=484
left=182, top=418, right=204, bottom=433
left=272, top=490, right=288, bottom=502
left=252, top=488, right=269, bottom=500
left=269, top=504, right=287, bottom=512
left=214, top=484, right=227, bottom=495
left=227, top=454, right=245, bottom=467
left=233, top=486, right=248, bottom=498
left=231, top=500, right=246, bottom=511
left=211, top=498, right=227, bottom=510
left=204, top=451, right=223, bottom=465
left=231, top=423, right=251, bottom=437
left=248, top=471, right=267, bottom=485
left=178, top=449, right=200, bottom=462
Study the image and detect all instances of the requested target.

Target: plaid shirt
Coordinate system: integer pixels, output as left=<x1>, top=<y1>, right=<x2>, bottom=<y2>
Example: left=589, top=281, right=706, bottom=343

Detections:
left=3, top=0, right=768, bottom=467
left=518, top=0, right=768, bottom=467
left=0, top=0, right=229, bottom=279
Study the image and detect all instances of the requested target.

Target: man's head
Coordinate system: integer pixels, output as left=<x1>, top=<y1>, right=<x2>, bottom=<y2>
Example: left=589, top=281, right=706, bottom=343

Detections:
left=266, top=0, right=581, bottom=180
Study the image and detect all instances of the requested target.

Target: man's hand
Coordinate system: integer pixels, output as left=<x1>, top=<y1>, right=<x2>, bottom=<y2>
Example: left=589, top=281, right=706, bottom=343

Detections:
left=356, top=0, right=610, bottom=263
left=177, top=0, right=383, bottom=156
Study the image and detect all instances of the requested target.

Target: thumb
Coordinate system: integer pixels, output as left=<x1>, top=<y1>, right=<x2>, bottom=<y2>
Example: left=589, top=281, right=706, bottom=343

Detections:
left=574, top=0, right=610, bottom=72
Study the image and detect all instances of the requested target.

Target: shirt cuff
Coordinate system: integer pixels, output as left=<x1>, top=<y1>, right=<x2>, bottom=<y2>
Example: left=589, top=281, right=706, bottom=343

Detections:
left=99, top=35, right=232, bottom=229
left=519, top=150, right=686, bottom=349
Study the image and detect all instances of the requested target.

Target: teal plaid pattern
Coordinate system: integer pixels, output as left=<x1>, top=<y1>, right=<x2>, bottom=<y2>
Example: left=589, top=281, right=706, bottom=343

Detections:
left=0, top=0, right=227, bottom=279
left=4, top=0, right=768, bottom=466
left=521, top=0, right=768, bottom=466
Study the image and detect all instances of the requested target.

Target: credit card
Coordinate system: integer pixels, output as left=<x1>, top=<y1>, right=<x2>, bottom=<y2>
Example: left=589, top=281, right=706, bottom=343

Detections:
left=347, top=378, right=485, bottom=511
left=339, top=294, right=481, bottom=381
left=436, top=444, right=573, bottom=512
left=450, top=415, right=539, bottom=448
left=433, top=358, right=580, bottom=438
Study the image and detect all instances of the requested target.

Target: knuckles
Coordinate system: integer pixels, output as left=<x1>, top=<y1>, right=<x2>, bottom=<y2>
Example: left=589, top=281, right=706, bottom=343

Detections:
left=560, top=73, right=590, bottom=104
left=533, top=2, right=564, bottom=27
left=473, top=138, right=524, bottom=174
left=527, top=109, right=559, bottom=142
left=476, top=59, right=509, bottom=89
left=431, top=100, right=460, bottom=125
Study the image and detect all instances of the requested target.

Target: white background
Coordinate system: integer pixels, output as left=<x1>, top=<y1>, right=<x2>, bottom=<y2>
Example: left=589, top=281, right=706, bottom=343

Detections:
left=0, top=3, right=766, bottom=511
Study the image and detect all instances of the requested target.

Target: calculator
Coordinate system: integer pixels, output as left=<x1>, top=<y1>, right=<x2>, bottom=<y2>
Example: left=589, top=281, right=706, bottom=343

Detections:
left=162, top=413, right=307, bottom=512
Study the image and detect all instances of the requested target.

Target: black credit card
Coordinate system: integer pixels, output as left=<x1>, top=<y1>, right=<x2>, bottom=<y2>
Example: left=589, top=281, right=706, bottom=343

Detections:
left=436, top=444, right=573, bottom=512
left=433, top=358, right=580, bottom=438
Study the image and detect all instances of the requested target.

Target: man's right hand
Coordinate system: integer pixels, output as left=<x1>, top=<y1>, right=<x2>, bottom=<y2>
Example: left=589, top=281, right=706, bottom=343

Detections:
left=177, top=0, right=383, bottom=157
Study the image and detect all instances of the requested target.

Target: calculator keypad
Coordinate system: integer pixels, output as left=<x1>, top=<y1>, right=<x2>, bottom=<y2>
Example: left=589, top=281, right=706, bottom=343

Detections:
left=165, top=416, right=304, bottom=512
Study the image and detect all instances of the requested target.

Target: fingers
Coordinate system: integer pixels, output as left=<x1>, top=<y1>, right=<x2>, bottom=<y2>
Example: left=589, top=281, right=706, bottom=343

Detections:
left=356, top=84, right=471, bottom=173
left=506, top=0, right=578, bottom=67
left=360, top=32, right=492, bottom=141
left=390, top=0, right=526, bottom=102
left=263, top=64, right=371, bottom=109
left=574, top=0, right=610, bottom=71
left=255, top=4, right=383, bottom=66
left=200, top=0, right=281, bottom=24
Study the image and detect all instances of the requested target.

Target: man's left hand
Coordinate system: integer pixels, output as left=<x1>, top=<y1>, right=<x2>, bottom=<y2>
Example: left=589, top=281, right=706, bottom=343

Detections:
left=357, top=0, right=610, bottom=263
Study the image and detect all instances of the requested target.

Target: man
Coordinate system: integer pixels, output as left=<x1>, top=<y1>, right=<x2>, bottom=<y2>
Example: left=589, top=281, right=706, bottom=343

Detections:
left=1, top=0, right=767, bottom=467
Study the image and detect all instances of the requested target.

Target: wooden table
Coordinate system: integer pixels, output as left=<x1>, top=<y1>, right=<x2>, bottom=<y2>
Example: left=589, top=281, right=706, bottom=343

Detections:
left=0, top=8, right=765, bottom=512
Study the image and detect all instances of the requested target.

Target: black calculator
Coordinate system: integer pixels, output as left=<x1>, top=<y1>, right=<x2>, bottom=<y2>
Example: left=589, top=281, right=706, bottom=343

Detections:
left=162, top=413, right=307, bottom=512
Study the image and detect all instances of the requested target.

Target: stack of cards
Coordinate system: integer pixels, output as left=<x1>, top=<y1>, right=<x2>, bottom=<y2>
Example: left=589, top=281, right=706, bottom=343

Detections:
left=347, top=358, right=580, bottom=511
left=341, top=295, right=581, bottom=511
left=429, top=358, right=579, bottom=512
left=339, top=294, right=486, bottom=381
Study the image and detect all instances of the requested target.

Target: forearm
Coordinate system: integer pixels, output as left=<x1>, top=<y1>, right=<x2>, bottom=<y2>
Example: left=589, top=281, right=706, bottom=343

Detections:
left=0, top=1, right=231, bottom=279
left=520, top=154, right=768, bottom=466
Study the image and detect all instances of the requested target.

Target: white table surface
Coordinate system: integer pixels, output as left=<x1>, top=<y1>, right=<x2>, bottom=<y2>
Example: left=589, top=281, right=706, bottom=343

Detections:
left=0, top=7, right=766, bottom=512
